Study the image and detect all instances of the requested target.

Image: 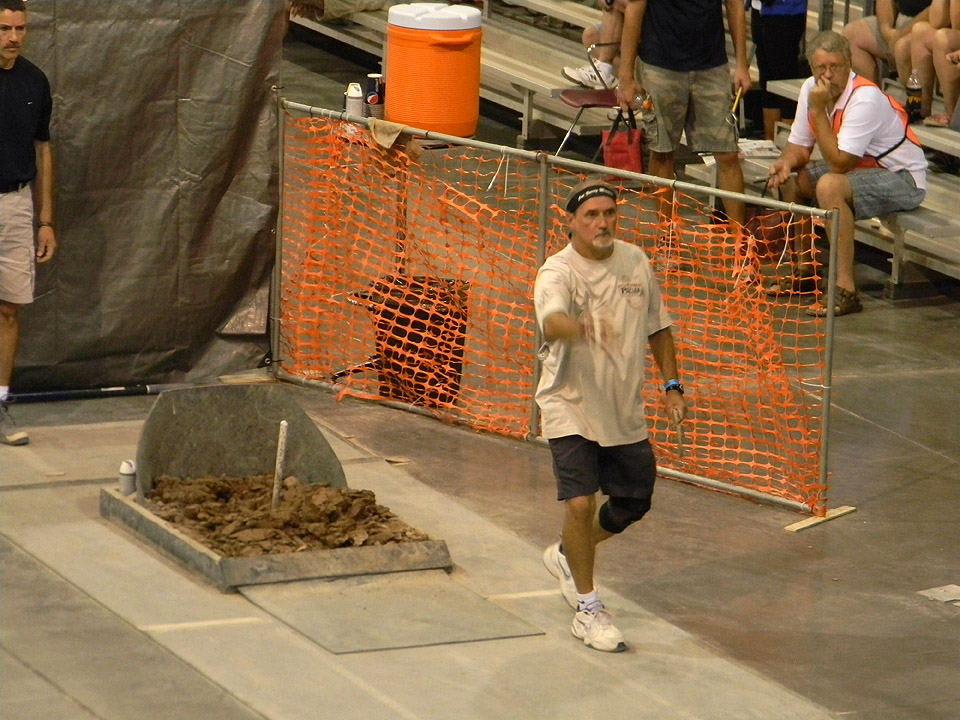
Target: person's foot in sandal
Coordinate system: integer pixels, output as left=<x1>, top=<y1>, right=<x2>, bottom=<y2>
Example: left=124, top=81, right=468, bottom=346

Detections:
left=922, top=114, right=951, bottom=127
left=765, top=265, right=820, bottom=297
left=806, top=286, right=862, bottom=317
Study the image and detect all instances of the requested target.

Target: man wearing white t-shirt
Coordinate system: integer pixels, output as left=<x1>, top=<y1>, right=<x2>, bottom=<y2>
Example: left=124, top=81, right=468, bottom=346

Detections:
left=534, top=180, right=687, bottom=652
left=768, top=30, right=927, bottom=317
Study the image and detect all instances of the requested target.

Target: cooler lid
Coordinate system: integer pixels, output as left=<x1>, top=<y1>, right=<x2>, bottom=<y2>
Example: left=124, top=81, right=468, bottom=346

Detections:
left=387, top=3, right=482, bottom=30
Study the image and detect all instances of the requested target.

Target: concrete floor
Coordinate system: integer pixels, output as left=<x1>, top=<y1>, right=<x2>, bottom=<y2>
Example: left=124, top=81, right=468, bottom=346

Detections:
left=2, top=30, right=959, bottom=720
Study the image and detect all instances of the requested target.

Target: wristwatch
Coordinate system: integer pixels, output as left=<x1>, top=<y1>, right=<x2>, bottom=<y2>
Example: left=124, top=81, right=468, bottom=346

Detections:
left=663, top=380, right=684, bottom=395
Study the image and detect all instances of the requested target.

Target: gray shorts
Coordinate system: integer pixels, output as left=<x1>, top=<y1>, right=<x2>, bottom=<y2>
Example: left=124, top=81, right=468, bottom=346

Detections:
left=548, top=435, right=656, bottom=502
left=863, top=14, right=915, bottom=62
left=640, top=63, right=738, bottom=154
left=802, top=161, right=925, bottom=219
left=0, top=185, right=36, bottom=305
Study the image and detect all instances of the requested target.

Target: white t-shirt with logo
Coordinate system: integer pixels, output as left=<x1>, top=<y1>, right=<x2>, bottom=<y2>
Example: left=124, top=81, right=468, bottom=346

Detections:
left=534, top=240, right=672, bottom=447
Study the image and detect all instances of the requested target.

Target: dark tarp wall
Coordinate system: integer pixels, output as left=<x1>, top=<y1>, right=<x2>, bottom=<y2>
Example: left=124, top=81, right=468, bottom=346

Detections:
left=13, top=0, right=284, bottom=392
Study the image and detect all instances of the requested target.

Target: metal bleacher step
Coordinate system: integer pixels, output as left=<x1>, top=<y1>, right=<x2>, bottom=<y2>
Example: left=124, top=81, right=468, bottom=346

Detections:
left=480, top=17, right=615, bottom=138
left=894, top=207, right=960, bottom=239
left=290, top=12, right=385, bottom=56
left=895, top=174, right=960, bottom=238
left=494, top=0, right=599, bottom=30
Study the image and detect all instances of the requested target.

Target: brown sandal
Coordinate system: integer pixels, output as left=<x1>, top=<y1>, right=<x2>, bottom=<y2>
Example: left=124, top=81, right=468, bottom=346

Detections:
left=806, top=286, right=862, bottom=317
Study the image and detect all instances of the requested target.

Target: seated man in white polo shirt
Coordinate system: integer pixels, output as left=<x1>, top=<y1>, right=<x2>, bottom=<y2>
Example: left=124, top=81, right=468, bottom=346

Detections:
left=767, top=31, right=928, bottom=317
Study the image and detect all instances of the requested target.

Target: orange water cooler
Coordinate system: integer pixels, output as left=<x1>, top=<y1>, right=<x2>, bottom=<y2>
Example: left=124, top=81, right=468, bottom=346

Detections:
left=384, top=3, right=483, bottom=137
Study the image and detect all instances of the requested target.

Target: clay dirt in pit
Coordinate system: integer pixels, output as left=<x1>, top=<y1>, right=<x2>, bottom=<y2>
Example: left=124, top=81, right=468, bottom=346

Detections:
left=145, top=474, right=431, bottom=558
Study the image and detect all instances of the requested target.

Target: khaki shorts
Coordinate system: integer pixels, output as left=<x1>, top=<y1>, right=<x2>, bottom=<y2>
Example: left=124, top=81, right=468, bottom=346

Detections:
left=0, top=185, right=36, bottom=305
left=640, top=63, right=738, bottom=154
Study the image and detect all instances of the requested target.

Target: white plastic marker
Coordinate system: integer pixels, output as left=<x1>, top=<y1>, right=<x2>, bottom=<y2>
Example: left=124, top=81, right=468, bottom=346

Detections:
left=271, top=420, right=288, bottom=510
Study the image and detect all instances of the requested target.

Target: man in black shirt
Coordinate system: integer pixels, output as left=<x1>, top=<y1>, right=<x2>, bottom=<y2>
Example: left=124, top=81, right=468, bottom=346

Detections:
left=616, top=0, right=752, bottom=226
left=0, top=0, right=55, bottom=445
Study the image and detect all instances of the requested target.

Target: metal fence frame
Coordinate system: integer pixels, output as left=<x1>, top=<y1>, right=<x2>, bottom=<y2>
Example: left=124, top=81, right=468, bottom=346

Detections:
left=275, top=101, right=841, bottom=516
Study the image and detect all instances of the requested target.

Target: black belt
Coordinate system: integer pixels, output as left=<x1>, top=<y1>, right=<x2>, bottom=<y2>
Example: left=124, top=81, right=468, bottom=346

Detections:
left=0, top=181, right=30, bottom=194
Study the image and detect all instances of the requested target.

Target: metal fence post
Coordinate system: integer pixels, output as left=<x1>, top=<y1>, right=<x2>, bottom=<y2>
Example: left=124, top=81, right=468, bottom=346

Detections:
left=528, top=152, right=551, bottom=441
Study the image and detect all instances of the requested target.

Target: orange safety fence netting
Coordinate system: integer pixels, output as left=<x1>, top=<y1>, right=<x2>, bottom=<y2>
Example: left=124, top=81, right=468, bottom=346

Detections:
left=279, top=113, right=831, bottom=515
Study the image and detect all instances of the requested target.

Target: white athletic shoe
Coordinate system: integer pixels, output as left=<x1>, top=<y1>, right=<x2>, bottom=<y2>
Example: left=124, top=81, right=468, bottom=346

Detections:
left=541, top=542, right=578, bottom=609
left=561, top=63, right=618, bottom=90
left=572, top=607, right=627, bottom=653
left=0, top=401, right=29, bottom=446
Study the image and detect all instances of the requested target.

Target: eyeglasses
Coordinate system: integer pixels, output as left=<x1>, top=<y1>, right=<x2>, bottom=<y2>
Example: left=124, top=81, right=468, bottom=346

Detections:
left=812, top=63, right=848, bottom=76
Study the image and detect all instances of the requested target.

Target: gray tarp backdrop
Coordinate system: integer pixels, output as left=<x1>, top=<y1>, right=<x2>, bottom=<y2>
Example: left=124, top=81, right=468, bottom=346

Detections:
left=13, top=0, right=284, bottom=392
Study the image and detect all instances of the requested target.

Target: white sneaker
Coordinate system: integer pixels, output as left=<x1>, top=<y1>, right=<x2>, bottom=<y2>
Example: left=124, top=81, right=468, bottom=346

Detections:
left=541, top=542, right=578, bottom=609
left=0, top=401, right=29, bottom=446
left=561, top=63, right=618, bottom=90
left=572, top=607, right=627, bottom=653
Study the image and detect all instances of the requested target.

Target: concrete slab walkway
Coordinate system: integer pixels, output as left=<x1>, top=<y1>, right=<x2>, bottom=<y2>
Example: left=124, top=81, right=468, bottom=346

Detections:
left=1, top=417, right=836, bottom=720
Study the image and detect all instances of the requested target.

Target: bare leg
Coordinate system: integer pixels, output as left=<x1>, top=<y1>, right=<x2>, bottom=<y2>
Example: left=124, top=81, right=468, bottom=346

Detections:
left=582, top=24, right=600, bottom=53
left=647, top=149, right=675, bottom=181
left=933, top=28, right=960, bottom=118
left=561, top=494, right=614, bottom=595
left=648, top=149, right=676, bottom=225
left=0, top=301, right=19, bottom=389
left=813, top=173, right=858, bottom=293
left=600, top=5, right=624, bottom=67
left=561, top=495, right=598, bottom=594
left=762, top=107, right=781, bottom=141
left=907, top=23, right=938, bottom=117
left=715, top=150, right=746, bottom=226
left=775, top=171, right=823, bottom=269
left=584, top=1, right=624, bottom=66
left=843, top=18, right=885, bottom=83
left=894, top=32, right=914, bottom=85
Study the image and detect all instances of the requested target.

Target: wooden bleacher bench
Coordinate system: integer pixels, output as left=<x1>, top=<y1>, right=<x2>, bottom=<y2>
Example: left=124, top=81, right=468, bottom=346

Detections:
left=765, top=78, right=804, bottom=103
left=289, top=4, right=613, bottom=144
left=912, top=125, right=960, bottom=159
left=491, top=0, right=600, bottom=30
left=290, top=10, right=386, bottom=56
left=480, top=19, right=613, bottom=141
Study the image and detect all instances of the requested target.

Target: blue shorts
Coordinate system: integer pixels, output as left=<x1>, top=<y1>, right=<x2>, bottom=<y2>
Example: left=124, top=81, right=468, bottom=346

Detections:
left=548, top=435, right=656, bottom=502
